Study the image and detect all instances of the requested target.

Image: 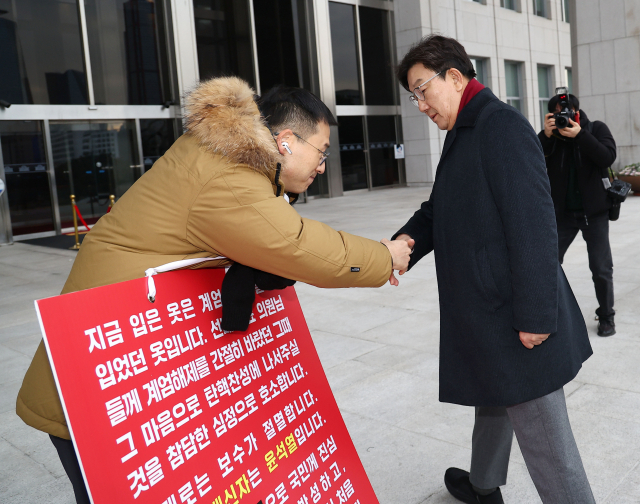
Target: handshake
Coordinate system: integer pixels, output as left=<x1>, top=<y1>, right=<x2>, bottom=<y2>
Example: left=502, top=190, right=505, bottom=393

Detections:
left=381, top=234, right=414, bottom=287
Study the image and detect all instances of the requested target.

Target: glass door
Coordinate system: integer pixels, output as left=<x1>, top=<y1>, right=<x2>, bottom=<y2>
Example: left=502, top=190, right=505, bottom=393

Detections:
left=140, top=119, right=179, bottom=170
left=337, top=116, right=367, bottom=191
left=50, top=121, right=140, bottom=228
left=329, top=1, right=402, bottom=192
left=0, top=121, right=55, bottom=236
left=367, top=116, right=399, bottom=187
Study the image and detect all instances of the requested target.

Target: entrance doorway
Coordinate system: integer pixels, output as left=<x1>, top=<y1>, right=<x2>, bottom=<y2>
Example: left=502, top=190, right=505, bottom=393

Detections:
left=328, top=0, right=403, bottom=192
left=50, top=121, right=140, bottom=228
left=0, top=121, right=55, bottom=237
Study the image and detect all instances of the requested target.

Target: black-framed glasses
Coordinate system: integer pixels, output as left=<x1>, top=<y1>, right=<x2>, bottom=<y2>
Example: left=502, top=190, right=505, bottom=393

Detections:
left=293, top=132, right=330, bottom=165
left=408, top=71, right=443, bottom=107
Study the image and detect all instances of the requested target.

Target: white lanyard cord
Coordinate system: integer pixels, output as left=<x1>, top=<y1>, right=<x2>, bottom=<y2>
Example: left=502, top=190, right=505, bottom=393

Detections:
left=145, top=257, right=225, bottom=302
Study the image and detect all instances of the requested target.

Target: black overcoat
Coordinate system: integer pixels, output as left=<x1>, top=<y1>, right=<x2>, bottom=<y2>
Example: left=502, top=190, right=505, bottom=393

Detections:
left=394, top=88, right=592, bottom=407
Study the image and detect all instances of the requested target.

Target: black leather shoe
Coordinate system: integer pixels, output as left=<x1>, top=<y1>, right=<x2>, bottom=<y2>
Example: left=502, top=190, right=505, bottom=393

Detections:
left=444, top=468, right=504, bottom=504
left=597, top=317, right=616, bottom=337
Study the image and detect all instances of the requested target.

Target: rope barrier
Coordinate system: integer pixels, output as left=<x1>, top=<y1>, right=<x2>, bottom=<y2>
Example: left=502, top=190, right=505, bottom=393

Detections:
left=73, top=204, right=91, bottom=232
left=68, top=194, right=114, bottom=250
left=69, top=195, right=81, bottom=250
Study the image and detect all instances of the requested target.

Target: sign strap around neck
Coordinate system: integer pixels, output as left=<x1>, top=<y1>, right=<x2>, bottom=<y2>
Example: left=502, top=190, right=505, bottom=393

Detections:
left=145, top=257, right=225, bottom=302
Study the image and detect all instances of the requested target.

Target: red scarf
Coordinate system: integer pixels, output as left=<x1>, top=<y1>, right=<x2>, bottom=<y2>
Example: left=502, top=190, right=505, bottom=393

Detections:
left=458, top=78, right=485, bottom=114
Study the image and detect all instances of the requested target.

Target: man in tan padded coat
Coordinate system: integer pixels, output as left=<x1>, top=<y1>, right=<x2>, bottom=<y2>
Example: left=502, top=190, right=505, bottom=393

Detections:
left=16, top=77, right=412, bottom=503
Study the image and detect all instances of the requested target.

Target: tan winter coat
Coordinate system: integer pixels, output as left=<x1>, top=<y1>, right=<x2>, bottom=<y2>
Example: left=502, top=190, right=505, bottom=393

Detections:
left=16, top=77, right=392, bottom=439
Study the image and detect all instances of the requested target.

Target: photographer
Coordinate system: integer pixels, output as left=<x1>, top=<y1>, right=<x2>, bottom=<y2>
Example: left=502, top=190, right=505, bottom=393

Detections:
left=539, top=92, right=617, bottom=336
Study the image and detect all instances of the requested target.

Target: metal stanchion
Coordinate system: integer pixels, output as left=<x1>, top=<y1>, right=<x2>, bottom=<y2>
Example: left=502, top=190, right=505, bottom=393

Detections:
left=70, top=195, right=81, bottom=250
left=109, top=194, right=116, bottom=210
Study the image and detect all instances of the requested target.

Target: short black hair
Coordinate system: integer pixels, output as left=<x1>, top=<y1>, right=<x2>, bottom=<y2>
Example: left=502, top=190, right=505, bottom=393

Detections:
left=548, top=94, right=580, bottom=113
left=397, top=34, right=476, bottom=91
left=256, top=86, right=337, bottom=138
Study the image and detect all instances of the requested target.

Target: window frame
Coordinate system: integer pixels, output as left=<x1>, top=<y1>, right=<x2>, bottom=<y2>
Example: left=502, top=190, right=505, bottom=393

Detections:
left=504, top=60, right=524, bottom=114
left=470, top=57, right=490, bottom=87
left=500, top=0, right=520, bottom=12
left=537, top=64, right=554, bottom=129
left=533, top=0, right=551, bottom=19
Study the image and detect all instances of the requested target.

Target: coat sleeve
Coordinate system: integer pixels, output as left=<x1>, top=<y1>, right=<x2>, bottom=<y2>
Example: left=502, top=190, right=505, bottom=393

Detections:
left=186, top=166, right=392, bottom=288
left=537, top=130, right=555, bottom=156
left=391, top=196, right=434, bottom=270
left=480, top=109, right=559, bottom=334
left=576, top=120, right=617, bottom=170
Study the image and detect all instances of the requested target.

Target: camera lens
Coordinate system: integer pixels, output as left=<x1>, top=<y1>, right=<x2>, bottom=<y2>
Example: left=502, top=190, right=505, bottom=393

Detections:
left=555, top=115, right=568, bottom=129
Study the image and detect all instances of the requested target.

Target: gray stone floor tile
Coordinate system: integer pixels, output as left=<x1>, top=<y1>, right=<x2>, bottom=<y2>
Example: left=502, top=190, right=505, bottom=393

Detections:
left=356, top=311, right=440, bottom=353
left=0, top=345, right=32, bottom=385
left=576, top=337, right=640, bottom=392
left=0, top=438, right=58, bottom=497
left=335, top=369, right=434, bottom=425
left=310, top=330, right=385, bottom=369
left=341, top=411, right=473, bottom=504
left=354, top=344, right=428, bottom=370
left=1, top=332, right=42, bottom=358
left=566, top=383, right=640, bottom=424
left=0, top=411, right=67, bottom=479
left=604, top=460, right=640, bottom=500
left=565, top=409, right=640, bottom=496
left=396, top=401, right=476, bottom=449
left=301, top=296, right=416, bottom=336
left=0, top=380, right=22, bottom=415
left=2, top=475, right=74, bottom=504
left=323, top=360, right=385, bottom=393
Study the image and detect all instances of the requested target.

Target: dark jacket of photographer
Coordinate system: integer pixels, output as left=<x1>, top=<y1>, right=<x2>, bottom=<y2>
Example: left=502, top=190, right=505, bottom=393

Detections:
left=538, top=110, right=617, bottom=218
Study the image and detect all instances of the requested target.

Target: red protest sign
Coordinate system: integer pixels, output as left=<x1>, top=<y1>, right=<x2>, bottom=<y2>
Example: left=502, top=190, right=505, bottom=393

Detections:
left=36, top=268, right=379, bottom=504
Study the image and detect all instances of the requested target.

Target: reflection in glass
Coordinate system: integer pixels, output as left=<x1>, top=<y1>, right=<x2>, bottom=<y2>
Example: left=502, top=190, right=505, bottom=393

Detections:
left=194, top=0, right=255, bottom=88
left=51, top=121, right=139, bottom=228
left=359, top=7, right=395, bottom=105
left=84, top=0, right=171, bottom=105
left=505, top=61, right=522, bottom=112
left=254, top=0, right=313, bottom=92
left=538, top=65, right=551, bottom=129
left=329, top=2, right=361, bottom=105
left=367, top=116, right=399, bottom=187
left=338, top=117, right=367, bottom=191
left=0, top=0, right=88, bottom=105
left=470, top=57, right=487, bottom=86
left=0, top=121, right=55, bottom=235
left=140, top=119, right=177, bottom=170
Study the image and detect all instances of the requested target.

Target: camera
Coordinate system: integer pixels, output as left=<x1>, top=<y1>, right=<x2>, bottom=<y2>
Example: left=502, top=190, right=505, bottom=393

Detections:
left=553, top=87, right=575, bottom=129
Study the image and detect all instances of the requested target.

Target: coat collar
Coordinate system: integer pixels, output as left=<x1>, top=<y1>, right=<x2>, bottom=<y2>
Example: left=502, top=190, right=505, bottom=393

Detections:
left=440, top=88, right=498, bottom=161
left=183, top=77, right=280, bottom=174
left=454, top=87, right=497, bottom=129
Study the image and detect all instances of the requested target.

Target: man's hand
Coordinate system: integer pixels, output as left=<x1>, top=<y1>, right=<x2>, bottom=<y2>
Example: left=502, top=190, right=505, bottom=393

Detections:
left=383, top=234, right=414, bottom=286
left=558, top=118, right=581, bottom=138
left=519, top=331, right=550, bottom=349
left=543, top=113, right=555, bottom=138
left=381, top=237, right=414, bottom=286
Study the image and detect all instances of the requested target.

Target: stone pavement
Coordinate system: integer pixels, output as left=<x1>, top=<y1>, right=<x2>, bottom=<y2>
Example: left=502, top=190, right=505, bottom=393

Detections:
left=1, top=186, right=640, bottom=503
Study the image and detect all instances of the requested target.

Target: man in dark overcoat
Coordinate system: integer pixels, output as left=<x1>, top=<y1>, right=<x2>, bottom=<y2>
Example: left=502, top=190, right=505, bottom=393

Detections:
left=391, top=35, right=594, bottom=504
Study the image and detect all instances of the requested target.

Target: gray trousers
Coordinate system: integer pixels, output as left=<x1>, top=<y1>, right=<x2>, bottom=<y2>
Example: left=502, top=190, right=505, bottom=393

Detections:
left=469, top=388, right=595, bottom=504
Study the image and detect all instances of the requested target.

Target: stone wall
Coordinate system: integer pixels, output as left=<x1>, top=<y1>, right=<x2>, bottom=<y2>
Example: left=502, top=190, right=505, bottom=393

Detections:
left=570, top=0, right=640, bottom=169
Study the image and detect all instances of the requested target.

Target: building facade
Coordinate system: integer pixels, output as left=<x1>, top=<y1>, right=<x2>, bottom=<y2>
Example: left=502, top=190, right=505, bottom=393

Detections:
left=396, top=0, right=573, bottom=186
left=570, top=0, right=640, bottom=171
left=0, top=0, right=572, bottom=244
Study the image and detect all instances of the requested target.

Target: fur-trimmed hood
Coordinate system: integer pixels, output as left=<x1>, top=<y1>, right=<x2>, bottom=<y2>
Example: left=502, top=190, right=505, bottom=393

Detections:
left=183, top=77, right=280, bottom=173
